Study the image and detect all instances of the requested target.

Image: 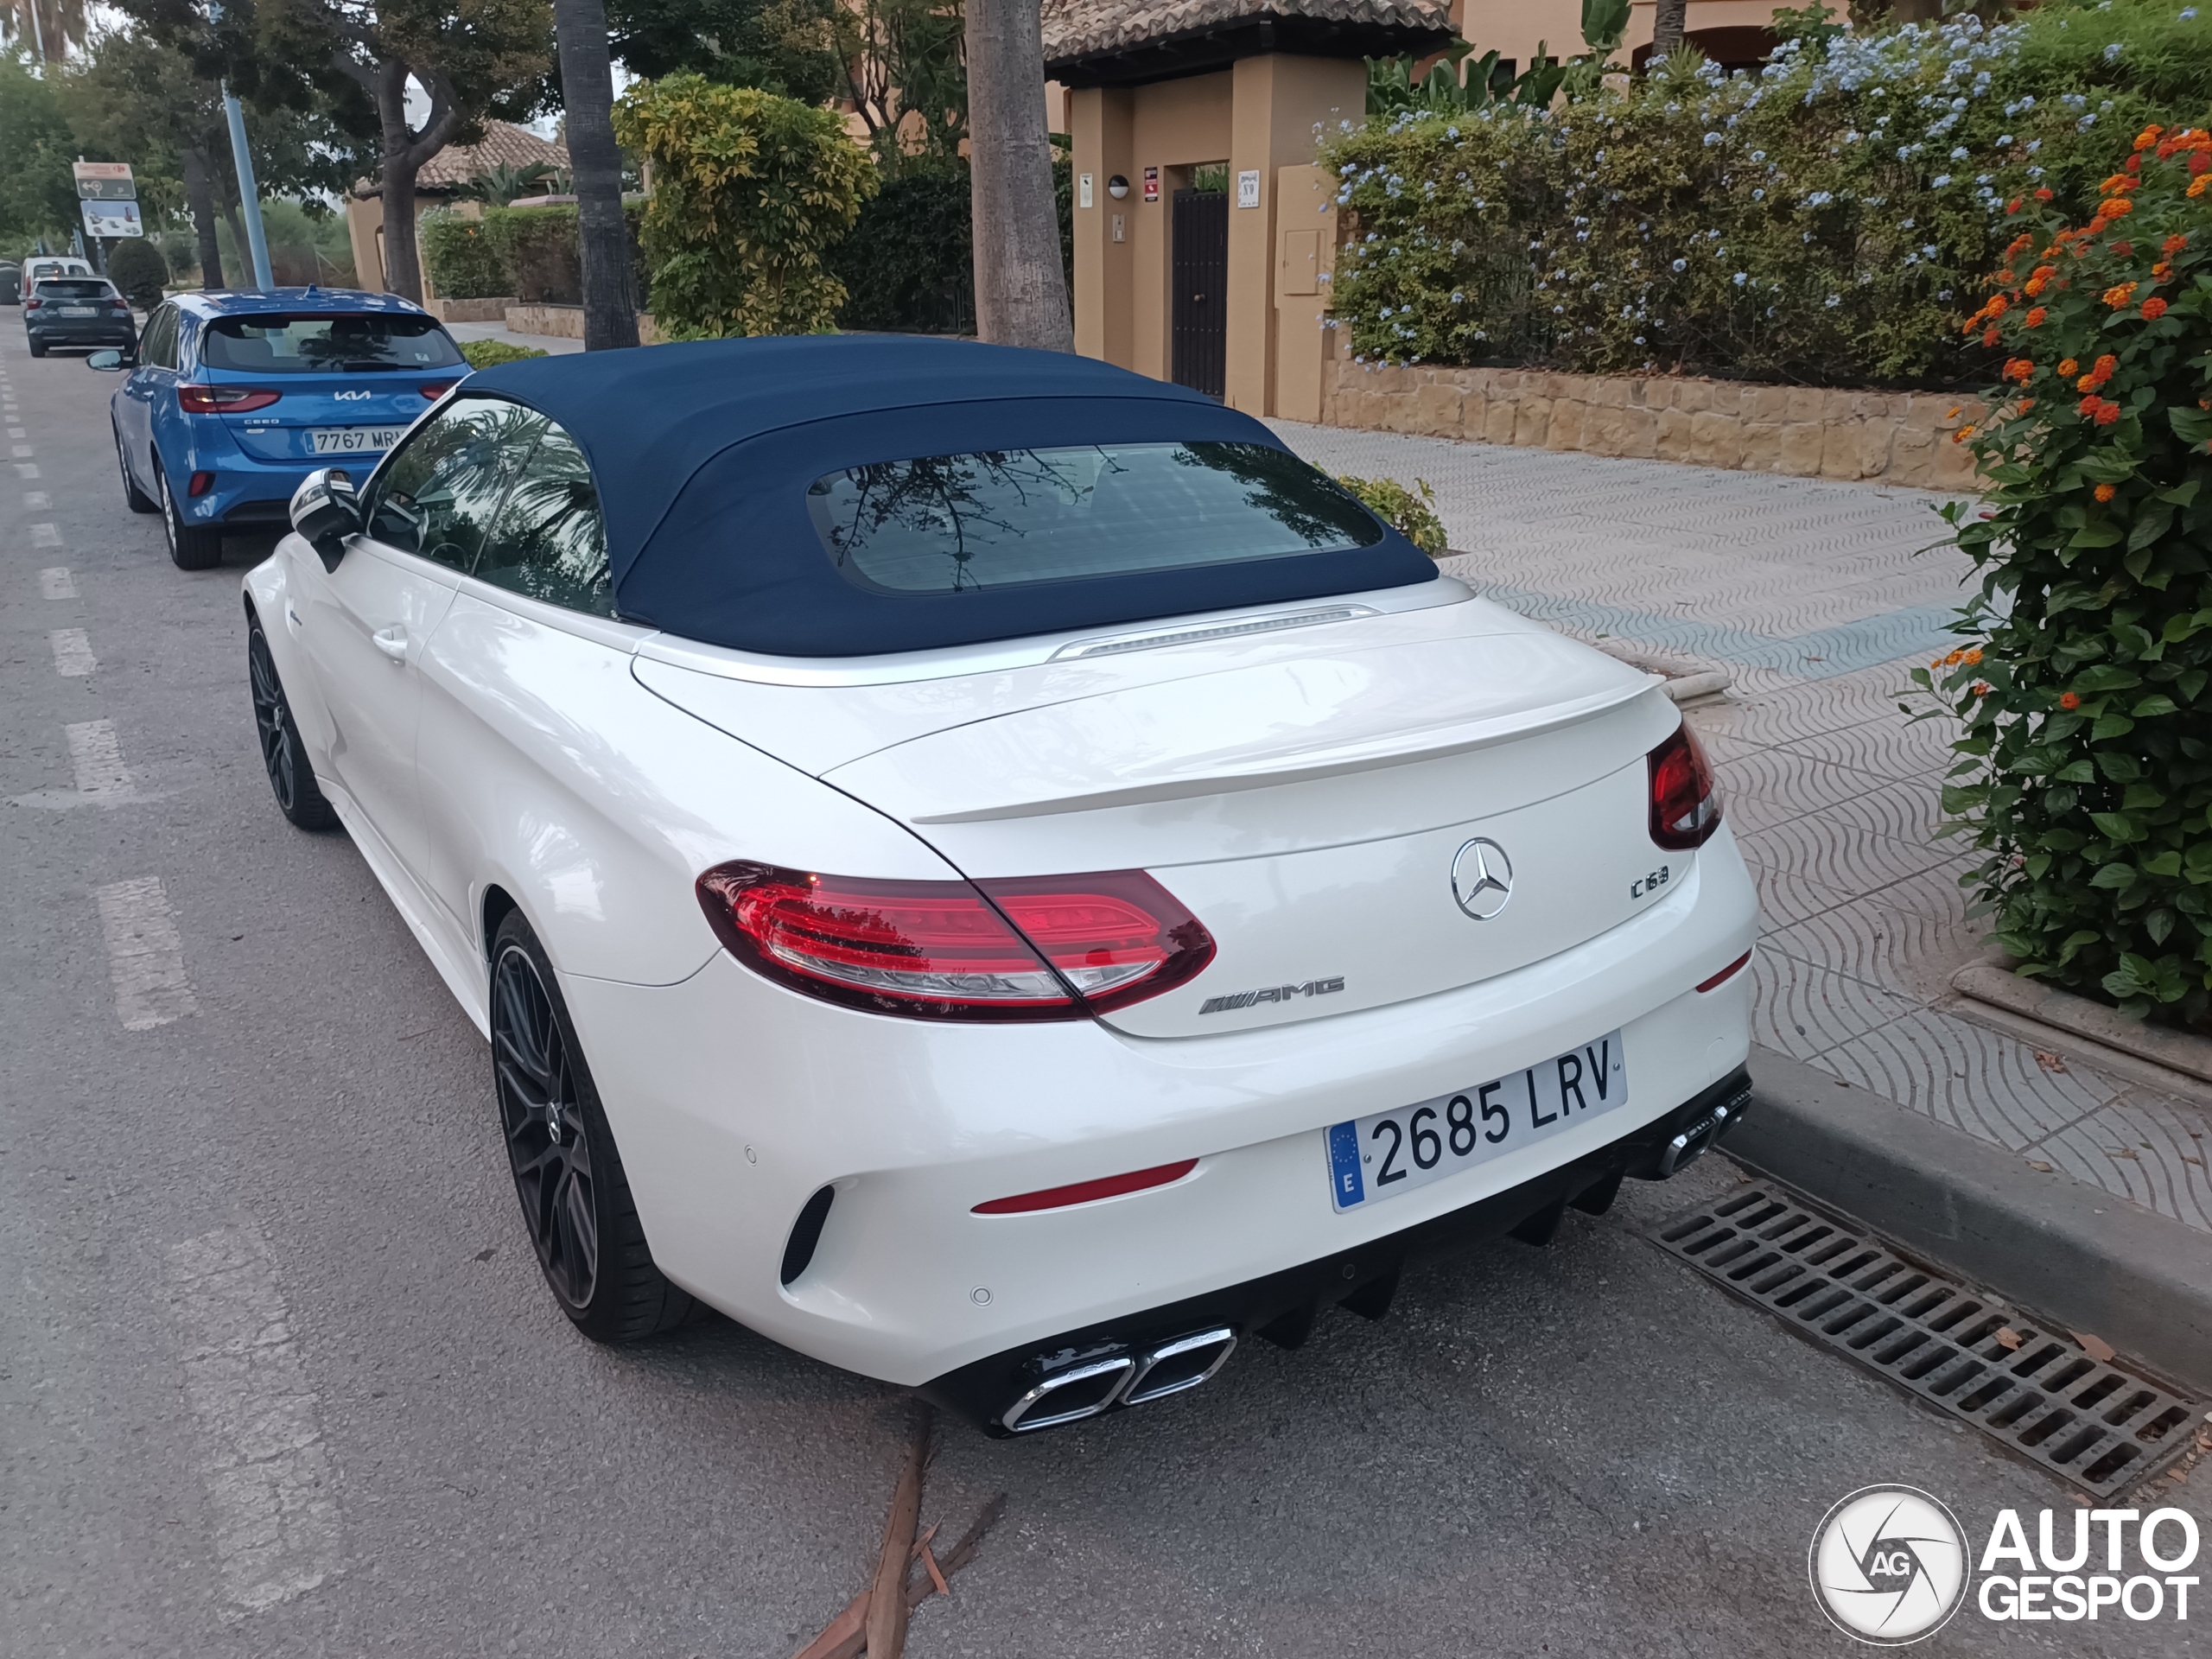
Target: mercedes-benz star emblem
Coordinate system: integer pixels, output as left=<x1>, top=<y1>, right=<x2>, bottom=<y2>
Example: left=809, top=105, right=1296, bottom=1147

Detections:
left=1450, top=837, right=1514, bottom=921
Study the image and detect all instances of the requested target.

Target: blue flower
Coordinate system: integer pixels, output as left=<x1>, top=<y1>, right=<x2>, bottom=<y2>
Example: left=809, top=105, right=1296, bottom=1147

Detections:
left=1732, top=271, right=1748, bottom=285
left=1672, top=257, right=1688, bottom=271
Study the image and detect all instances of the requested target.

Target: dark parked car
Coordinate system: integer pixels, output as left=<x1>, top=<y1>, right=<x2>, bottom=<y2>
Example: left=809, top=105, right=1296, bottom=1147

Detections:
left=25, top=277, right=137, bottom=357
left=0, top=264, right=21, bottom=306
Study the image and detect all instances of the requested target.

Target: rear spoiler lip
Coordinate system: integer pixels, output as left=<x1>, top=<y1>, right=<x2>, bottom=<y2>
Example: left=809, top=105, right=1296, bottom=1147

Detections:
left=900, top=679, right=1664, bottom=824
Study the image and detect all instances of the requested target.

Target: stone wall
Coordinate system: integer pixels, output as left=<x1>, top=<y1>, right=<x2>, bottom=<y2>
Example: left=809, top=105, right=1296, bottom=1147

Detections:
left=504, top=303, right=664, bottom=346
left=1321, top=359, right=1984, bottom=491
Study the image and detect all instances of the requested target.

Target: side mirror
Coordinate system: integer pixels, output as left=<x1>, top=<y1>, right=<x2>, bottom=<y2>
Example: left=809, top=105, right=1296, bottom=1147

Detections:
left=86, top=348, right=133, bottom=372
left=289, top=467, right=361, bottom=571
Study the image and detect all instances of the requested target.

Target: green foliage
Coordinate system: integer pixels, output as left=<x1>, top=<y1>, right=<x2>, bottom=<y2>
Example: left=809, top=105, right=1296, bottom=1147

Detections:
left=458, top=337, right=549, bottom=368
left=607, top=0, right=844, bottom=104
left=105, top=235, right=168, bottom=308
left=1323, top=0, right=2212, bottom=387
left=448, top=160, right=561, bottom=206
left=1928, top=124, right=2212, bottom=1031
left=1365, top=43, right=1554, bottom=117
left=1338, top=473, right=1447, bottom=554
left=480, top=204, right=585, bottom=302
left=0, top=51, right=79, bottom=248
left=422, top=209, right=512, bottom=298
left=830, top=159, right=974, bottom=334
left=834, top=0, right=968, bottom=171
left=613, top=73, right=875, bottom=337
left=211, top=198, right=354, bottom=286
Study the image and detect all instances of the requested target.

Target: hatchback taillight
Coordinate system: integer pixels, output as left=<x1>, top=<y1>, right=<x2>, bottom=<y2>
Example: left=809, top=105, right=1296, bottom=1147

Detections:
left=178, top=385, right=281, bottom=414
left=22, top=298, right=39, bottom=311
left=695, top=862, right=1215, bottom=1021
left=1648, top=726, right=1723, bottom=850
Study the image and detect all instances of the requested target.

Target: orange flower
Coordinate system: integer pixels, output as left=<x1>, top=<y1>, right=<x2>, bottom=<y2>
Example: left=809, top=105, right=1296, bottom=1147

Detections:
left=2101, top=173, right=2132, bottom=194
left=2144, top=296, right=2170, bottom=320
left=2136, top=125, right=2164, bottom=150
left=2035, top=186, right=2056, bottom=201
left=1972, top=682, right=1991, bottom=697
left=2103, top=282, right=2139, bottom=308
left=2192, top=177, right=2211, bottom=199
left=2094, top=482, right=2118, bottom=502
left=2152, top=261, right=2173, bottom=279
left=2060, top=691, right=2082, bottom=710
left=2078, top=374, right=2099, bottom=392
left=1945, top=650, right=1965, bottom=665
left=2057, top=358, right=2079, bottom=377
left=2018, top=398, right=2036, bottom=413
left=2004, top=358, right=2034, bottom=382
left=2107, top=198, right=2136, bottom=219
left=1964, top=648, right=1983, bottom=666
left=2125, top=153, right=2144, bottom=174
left=2025, top=307, right=2047, bottom=327
left=1983, top=327, right=2000, bottom=348
left=2164, top=234, right=2189, bottom=253
left=2094, top=353, right=2118, bottom=378
left=1987, top=295, right=2010, bottom=316
left=2095, top=401, right=2121, bottom=426
left=2112, top=241, right=2134, bottom=257
left=2195, top=152, right=2212, bottom=175
left=1953, top=425, right=1976, bottom=443
left=2007, top=197, right=2024, bottom=215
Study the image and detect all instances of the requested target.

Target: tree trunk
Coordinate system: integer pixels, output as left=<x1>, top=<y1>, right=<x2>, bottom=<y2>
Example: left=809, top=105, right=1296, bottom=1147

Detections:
left=182, top=146, right=226, bottom=291
left=963, top=0, right=1071, bottom=352
left=552, top=0, right=639, bottom=350
left=1649, top=0, right=1687, bottom=62
left=373, top=60, right=426, bottom=300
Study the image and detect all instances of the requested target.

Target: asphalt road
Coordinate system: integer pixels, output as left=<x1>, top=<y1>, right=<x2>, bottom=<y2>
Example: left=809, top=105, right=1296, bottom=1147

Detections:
left=1, top=323, right=2201, bottom=1659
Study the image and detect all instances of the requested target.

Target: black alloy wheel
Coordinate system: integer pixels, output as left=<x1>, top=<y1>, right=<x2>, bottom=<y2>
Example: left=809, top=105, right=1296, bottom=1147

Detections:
left=247, top=620, right=336, bottom=830
left=156, top=454, right=225, bottom=570
left=116, top=422, right=158, bottom=513
left=488, top=912, right=690, bottom=1342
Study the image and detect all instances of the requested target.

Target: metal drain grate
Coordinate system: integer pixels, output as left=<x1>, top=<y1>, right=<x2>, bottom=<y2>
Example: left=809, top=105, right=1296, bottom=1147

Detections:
left=1656, top=1184, right=2202, bottom=1497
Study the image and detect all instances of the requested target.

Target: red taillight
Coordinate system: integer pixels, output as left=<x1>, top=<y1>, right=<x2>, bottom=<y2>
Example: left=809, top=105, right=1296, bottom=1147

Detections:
left=22, top=298, right=40, bottom=311
left=694, top=862, right=1214, bottom=1022
left=420, top=381, right=458, bottom=399
left=974, top=1159, right=1198, bottom=1215
left=1696, top=949, right=1752, bottom=993
left=178, top=385, right=281, bottom=414
left=1648, top=726, right=1723, bottom=850
left=188, top=471, right=215, bottom=498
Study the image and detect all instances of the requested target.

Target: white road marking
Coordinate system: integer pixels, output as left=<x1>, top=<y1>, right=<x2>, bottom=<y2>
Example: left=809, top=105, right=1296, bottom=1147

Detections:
left=93, top=876, right=198, bottom=1029
left=49, top=627, right=96, bottom=676
left=40, top=567, right=76, bottom=599
left=31, top=522, right=61, bottom=546
left=25, top=490, right=51, bottom=508
left=168, top=1225, right=345, bottom=1618
left=6, top=427, right=24, bottom=439
left=67, top=720, right=135, bottom=800
left=16, top=463, right=41, bottom=479
left=10, top=444, right=29, bottom=458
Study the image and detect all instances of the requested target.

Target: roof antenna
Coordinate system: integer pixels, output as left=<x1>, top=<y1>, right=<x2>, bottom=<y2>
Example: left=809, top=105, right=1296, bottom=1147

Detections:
left=305, top=281, right=319, bottom=295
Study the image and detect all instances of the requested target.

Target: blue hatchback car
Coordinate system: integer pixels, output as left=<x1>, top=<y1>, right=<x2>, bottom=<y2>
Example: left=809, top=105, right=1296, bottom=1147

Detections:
left=94, top=287, right=468, bottom=569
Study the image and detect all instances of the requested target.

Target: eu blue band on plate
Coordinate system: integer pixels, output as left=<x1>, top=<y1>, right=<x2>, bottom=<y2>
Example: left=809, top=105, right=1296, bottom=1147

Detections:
left=1327, top=1120, right=1364, bottom=1208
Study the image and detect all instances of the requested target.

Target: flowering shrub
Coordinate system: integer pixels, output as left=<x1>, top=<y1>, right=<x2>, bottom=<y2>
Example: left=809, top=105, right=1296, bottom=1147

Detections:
left=1320, top=0, right=2212, bottom=385
left=1926, top=124, right=2212, bottom=1030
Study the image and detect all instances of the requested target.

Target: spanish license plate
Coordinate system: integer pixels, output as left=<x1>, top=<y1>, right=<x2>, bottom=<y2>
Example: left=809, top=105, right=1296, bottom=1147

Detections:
left=60, top=305, right=97, bottom=315
left=309, top=426, right=406, bottom=454
left=1325, top=1031, right=1628, bottom=1212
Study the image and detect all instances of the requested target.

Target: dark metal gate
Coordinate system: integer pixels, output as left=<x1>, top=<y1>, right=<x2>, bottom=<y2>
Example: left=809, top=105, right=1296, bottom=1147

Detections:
left=1171, top=189, right=1229, bottom=400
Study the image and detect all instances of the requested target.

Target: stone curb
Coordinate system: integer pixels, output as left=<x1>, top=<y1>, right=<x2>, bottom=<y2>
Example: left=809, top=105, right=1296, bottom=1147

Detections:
left=1586, top=639, right=1733, bottom=705
left=1951, top=957, right=2212, bottom=1088
left=1723, top=1045, right=2212, bottom=1392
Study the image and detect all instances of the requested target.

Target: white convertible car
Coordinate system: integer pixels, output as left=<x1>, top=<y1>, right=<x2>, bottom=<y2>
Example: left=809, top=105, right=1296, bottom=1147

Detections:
left=245, top=338, right=1757, bottom=1434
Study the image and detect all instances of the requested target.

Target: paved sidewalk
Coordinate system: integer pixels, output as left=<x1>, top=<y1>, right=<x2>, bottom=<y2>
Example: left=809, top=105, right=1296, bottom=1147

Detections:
left=1270, top=419, right=2212, bottom=1241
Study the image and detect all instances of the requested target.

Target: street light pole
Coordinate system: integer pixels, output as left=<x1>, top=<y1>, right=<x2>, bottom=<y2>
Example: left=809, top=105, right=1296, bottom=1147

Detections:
left=222, top=86, right=276, bottom=289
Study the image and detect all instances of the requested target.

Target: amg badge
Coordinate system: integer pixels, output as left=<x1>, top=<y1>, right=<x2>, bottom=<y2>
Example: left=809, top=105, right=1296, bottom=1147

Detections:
left=1198, top=977, right=1345, bottom=1015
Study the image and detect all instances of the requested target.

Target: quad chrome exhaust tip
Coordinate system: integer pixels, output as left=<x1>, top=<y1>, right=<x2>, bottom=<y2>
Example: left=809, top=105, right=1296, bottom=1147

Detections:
left=1001, top=1325, right=1239, bottom=1433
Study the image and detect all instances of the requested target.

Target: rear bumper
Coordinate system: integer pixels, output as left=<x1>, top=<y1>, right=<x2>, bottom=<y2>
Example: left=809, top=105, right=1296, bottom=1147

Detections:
left=924, top=1065, right=1753, bottom=1433
left=556, top=830, right=1759, bottom=1390
left=27, top=321, right=134, bottom=345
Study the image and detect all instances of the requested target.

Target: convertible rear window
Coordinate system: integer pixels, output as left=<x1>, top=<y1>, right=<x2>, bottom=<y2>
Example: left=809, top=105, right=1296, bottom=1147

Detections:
left=200, top=313, right=465, bottom=374
left=804, top=441, right=1384, bottom=594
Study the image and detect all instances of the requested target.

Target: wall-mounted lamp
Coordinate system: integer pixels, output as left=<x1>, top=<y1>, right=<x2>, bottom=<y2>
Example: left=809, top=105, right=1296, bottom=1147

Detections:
left=1107, top=175, right=1130, bottom=199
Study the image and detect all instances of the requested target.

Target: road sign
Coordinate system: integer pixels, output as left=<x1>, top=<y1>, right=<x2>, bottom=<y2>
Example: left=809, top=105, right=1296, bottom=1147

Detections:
left=81, top=200, right=144, bottom=238
left=73, top=161, right=137, bottom=201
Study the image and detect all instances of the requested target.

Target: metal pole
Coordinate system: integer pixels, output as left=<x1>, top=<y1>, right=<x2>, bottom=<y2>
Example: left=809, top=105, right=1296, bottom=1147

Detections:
left=222, top=85, right=276, bottom=290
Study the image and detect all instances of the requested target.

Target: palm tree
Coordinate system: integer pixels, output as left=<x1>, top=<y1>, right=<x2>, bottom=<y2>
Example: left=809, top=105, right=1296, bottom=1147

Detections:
left=1649, top=0, right=1686, bottom=62
left=964, top=0, right=1070, bottom=352
left=551, top=0, right=638, bottom=349
left=449, top=160, right=556, bottom=206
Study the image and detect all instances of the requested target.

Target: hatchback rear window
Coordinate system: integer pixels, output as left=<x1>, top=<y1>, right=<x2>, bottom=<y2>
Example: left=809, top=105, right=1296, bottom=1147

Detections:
left=35, top=280, right=115, bottom=300
left=200, top=313, right=465, bottom=373
left=804, top=441, right=1383, bottom=595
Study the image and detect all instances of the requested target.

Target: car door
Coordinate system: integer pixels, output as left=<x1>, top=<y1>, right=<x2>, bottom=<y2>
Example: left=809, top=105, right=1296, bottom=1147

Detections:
left=117, top=305, right=175, bottom=490
left=291, top=394, right=543, bottom=887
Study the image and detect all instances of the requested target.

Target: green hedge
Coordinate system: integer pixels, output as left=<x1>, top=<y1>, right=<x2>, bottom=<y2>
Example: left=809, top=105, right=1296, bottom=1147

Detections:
left=423, top=203, right=653, bottom=308
left=1929, top=125, right=2212, bottom=1031
left=831, top=162, right=976, bottom=334
left=422, top=210, right=515, bottom=299
left=105, top=237, right=168, bottom=310
left=1321, top=0, right=2212, bottom=387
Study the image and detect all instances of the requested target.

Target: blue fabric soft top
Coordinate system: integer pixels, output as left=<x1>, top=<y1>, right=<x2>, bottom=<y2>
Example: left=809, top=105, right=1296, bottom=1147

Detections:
left=469, top=335, right=1436, bottom=658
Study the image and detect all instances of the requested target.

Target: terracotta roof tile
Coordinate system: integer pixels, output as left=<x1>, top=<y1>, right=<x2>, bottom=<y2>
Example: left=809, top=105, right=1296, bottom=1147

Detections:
left=358, top=122, right=570, bottom=195
left=1041, top=0, right=1452, bottom=61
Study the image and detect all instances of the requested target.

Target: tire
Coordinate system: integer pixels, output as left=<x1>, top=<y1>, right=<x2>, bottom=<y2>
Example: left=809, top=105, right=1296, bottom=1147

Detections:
left=27, top=336, right=46, bottom=358
left=490, top=911, right=691, bottom=1344
left=247, top=618, right=337, bottom=831
left=116, top=423, right=158, bottom=513
left=156, top=454, right=224, bottom=570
